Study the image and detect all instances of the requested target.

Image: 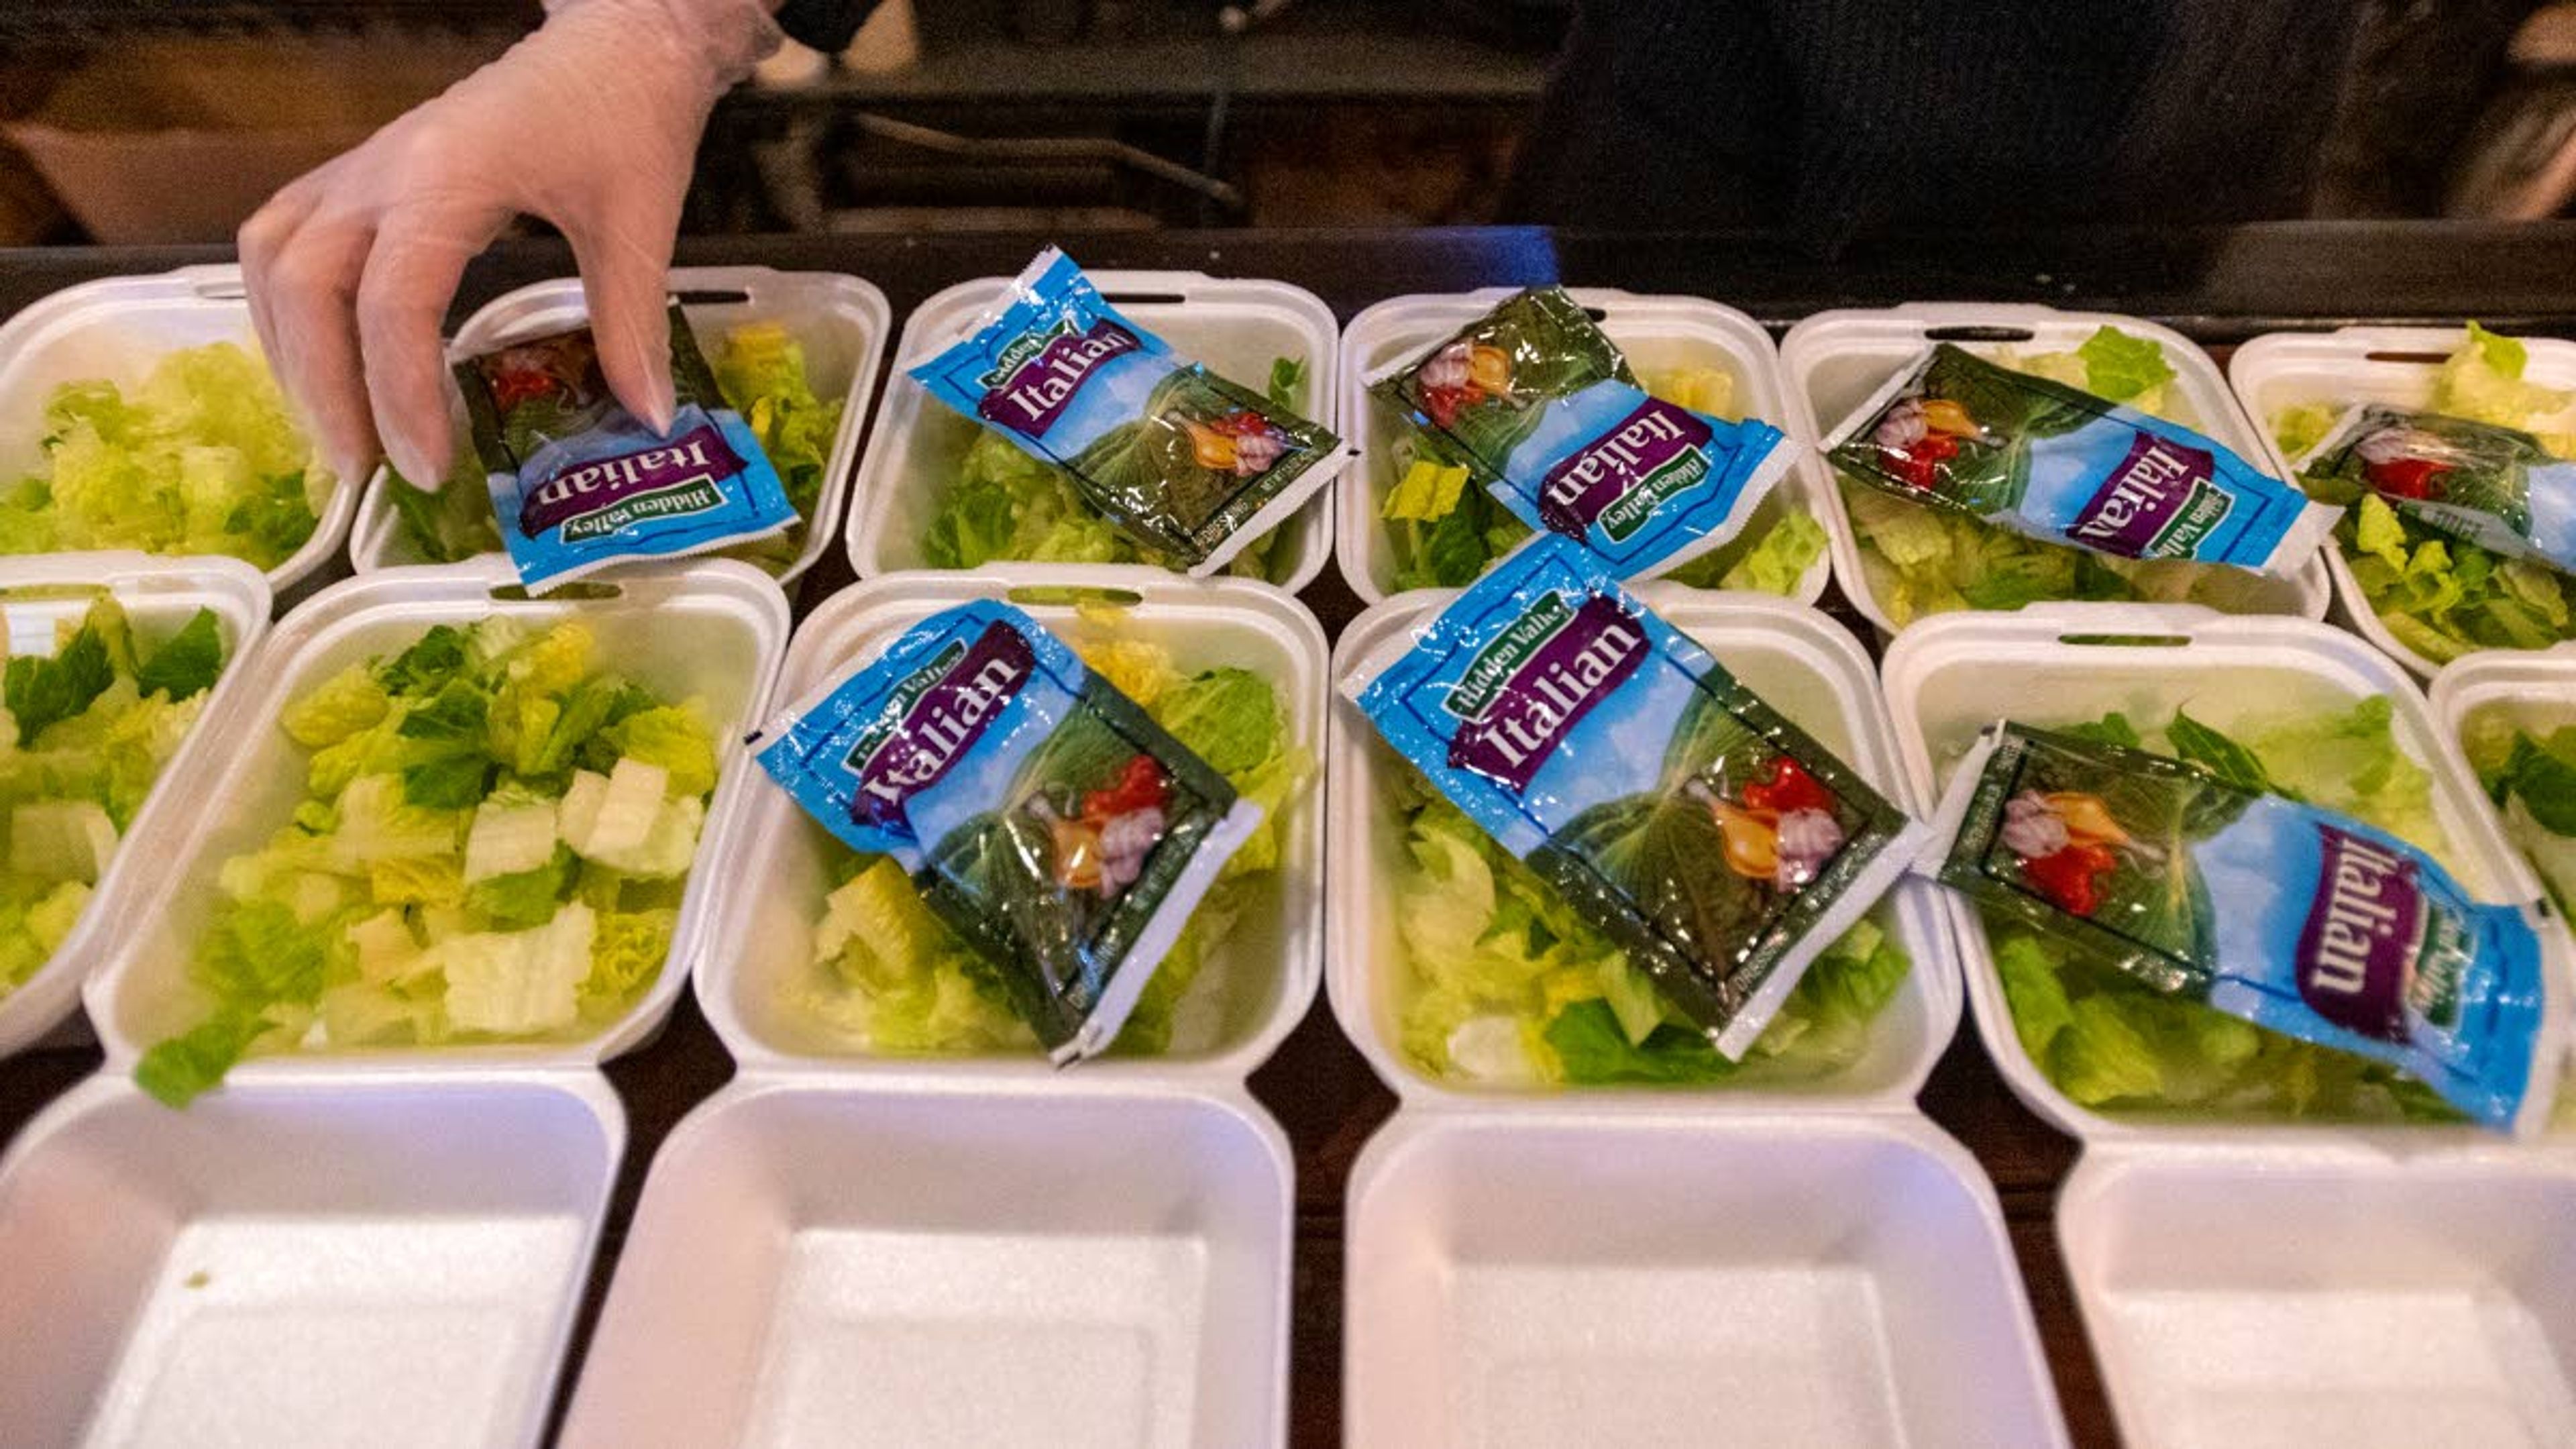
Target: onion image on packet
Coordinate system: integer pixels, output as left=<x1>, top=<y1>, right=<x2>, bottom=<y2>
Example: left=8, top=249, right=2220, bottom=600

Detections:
left=752, top=600, right=1260, bottom=1061
left=1927, top=720, right=2559, bottom=1132
left=1346, top=534, right=1925, bottom=1057
left=2298, top=403, right=2576, bottom=576
left=1371, top=287, right=1797, bottom=578
left=908, top=247, right=1345, bottom=575
left=1825, top=343, right=2337, bottom=574
left=455, top=303, right=801, bottom=592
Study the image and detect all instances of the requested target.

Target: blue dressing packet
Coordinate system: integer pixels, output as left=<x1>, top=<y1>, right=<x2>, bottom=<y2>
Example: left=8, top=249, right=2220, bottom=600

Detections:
left=457, top=304, right=799, bottom=593
left=1826, top=343, right=2338, bottom=576
left=1346, top=535, right=1925, bottom=1057
left=908, top=248, right=1344, bottom=576
left=2299, top=403, right=2576, bottom=576
left=752, top=600, right=1260, bottom=1061
left=1931, top=720, right=2557, bottom=1132
left=1370, top=288, right=1798, bottom=578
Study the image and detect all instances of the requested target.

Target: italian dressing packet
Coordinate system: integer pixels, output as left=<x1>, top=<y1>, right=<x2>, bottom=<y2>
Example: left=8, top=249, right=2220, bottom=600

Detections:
left=1826, top=343, right=2337, bottom=576
left=1371, top=288, right=1796, bottom=578
left=1346, top=535, right=1925, bottom=1057
left=457, top=303, right=800, bottom=592
left=908, top=248, right=1344, bottom=575
left=752, top=600, right=1260, bottom=1061
left=1929, top=721, right=2557, bottom=1132
left=2299, top=404, right=2576, bottom=576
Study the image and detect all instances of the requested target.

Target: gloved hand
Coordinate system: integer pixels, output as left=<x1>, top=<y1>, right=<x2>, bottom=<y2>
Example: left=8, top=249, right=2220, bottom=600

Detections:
left=240, top=0, right=783, bottom=489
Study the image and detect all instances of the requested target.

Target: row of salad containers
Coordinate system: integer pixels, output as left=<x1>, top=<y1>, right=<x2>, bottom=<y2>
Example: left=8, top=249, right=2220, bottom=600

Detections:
left=5, top=544, right=2576, bottom=1446
left=0, top=258, right=2573, bottom=1448
left=11, top=262, right=2575, bottom=687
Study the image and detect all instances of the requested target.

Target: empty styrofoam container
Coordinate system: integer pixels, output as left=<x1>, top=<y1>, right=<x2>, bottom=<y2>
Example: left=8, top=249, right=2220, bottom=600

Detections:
left=0, top=553, right=272, bottom=1061
left=845, top=268, right=1340, bottom=591
left=1879, top=601, right=2559, bottom=1142
left=1326, top=582, right=1959, bottom=1110
left=347, top=266, right=891, bottom=587
left=1334, top=288, right=1833, bottom=605
left=2231, top=325, right=2576, bottom=680
left=1344, top=1111, right=2065, bottom=1449
left=84, top=556, right=791, bottom=1079
left=0, top=265, right=364, bottom=606
left=697, top=564, right=1327, bottom=1080
left=558, top=1079, right=1291, bottom=1449
left=2059, top=1138, right=2576, bottom=1449
left=0, top=1070, right=623, bottom=1448
left=1779, top=303, right=2332, bottom=635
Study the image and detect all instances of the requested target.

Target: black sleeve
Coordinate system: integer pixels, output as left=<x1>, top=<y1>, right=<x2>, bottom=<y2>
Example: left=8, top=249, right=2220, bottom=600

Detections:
left=774, top=0, right=880, bottom=53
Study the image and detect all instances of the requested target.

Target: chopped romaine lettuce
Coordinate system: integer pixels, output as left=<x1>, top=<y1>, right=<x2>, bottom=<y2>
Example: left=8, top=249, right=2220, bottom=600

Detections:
left=136, top=616, right=721, bottom=1105
left=1992, top=698, right=2459, bottom=1123
left=788, top=621, right=1308, bottom=1057
left=2471, top=711, right=2576, bottom=919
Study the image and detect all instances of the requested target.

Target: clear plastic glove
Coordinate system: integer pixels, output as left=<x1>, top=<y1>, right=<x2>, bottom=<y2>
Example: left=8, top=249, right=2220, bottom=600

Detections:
left=240, top=0, right=782, bottom=489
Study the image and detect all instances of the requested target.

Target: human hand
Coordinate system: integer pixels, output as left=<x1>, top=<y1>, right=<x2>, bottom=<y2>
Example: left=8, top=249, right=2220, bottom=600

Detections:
left=240, top=0, right=782, bottom=488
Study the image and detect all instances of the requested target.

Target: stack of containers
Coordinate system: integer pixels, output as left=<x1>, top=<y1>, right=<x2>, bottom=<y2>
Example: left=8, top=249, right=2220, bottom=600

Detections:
left=347, top=264, right=892, bottom=586
left=1334, top=286, right=1835, bottom=606
left=0, top=558, right=788, bottom=1444
left=1326, top=582, right=2068, bottom=1447
left=561, top=568, right=1326, bottom=1446
left=0, top=265, right=369, bottom=608
left=1883, top=603, right=2576, bottom=1448
left=2231, top=325, right=2576, bottom=679
left=0, top=553, right=273, bottom=1061
left=845, top=267, right=1340, bottom=590
left=1780, top=303, right=2334, bottom=638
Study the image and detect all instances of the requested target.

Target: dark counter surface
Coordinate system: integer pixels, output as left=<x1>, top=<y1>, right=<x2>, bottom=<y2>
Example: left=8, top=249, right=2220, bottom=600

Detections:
left=5, top=221, right=2574, bottom=1448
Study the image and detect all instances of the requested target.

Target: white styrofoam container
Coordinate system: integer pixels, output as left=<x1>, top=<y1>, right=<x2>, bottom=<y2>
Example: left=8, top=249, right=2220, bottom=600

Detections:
left=0, top=265, right=363, bottom=606
left=1346, top=1112, right=2066, bottom=1449
left=565, top=568, right=1316, bottom=1448
left=2231, top=325, right=2576, bottom=680
left=559, top=1077, right=1291, bottom=1449
left=845, top=269, right=1340, bottom=591
left=0, top=553, right=272, bottom=1061
left=698, top=566, right=1327, bottom=1080
left=1886, top=605, right=2576, bottom=1449
left=0, top=1070, right=624, bottom=1448
left=347, top=266, right=892, bottom=588
left=83, top=557, right=791, bottom=1077
left=1326, top=582, right=1959, bottom=1110
left=1326, top=585, right=2063, bottom=1446
left=1333, top=288, right=1834, bottom=605
left=1779, top=303, right=2333, bottom=635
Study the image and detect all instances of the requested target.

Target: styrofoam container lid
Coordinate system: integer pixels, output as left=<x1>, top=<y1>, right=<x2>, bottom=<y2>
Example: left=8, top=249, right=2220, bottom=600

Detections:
left=0, top=265, right=362, bottom=606
left=2432, top=643, right=2576, bottom=749
left=1332, top=286, right=1833, bottom=606
left=1778, top=303, right=2332, bottom=636
left=0, top=553, right=273, bottom=1062
left=2058, top=1133, right=2576, bottom=1449
left=346, top=265, right=891, bottom=588
left=1344, top=1110, right=2068, bottom=1448
left=85, top=557, right=791, bottom=1079
left=1326, top=582, right=1961, bottom=1112
left=0, top=1069, right=623, bottom=1449
left=699, top=564, right=1326, bottom=1083
left=845, top=268, right=1339, bottom=592
left=2231, top=324, right=2576, bottom=681
left=1881, top=602, right=2563, bottom=1144
left=559, top=1076, right=1292, bottom=1449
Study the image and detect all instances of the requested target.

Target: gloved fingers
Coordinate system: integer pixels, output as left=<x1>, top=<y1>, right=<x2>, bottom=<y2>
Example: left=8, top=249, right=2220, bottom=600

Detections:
left=356, top=205, right=493, bottom=491
left=241, top=191, right=382, bottom=490
left=565, top=205, right=680, bottom=435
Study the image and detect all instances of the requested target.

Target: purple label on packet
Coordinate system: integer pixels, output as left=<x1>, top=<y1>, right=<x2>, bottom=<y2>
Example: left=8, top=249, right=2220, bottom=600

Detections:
left=976, top=320, right=1144, bottom=439
left=519, top=423, right=745, bottom=537
left=1446, top=592, right=1649, bottom=792
left=2065, top=431, right=2232, bottom=558
left=1537, top=397, right=1716, bottom=539
left=2293, top=824, right=2425, bottom=1042
left=847, top=622, right=1038, bottom=828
